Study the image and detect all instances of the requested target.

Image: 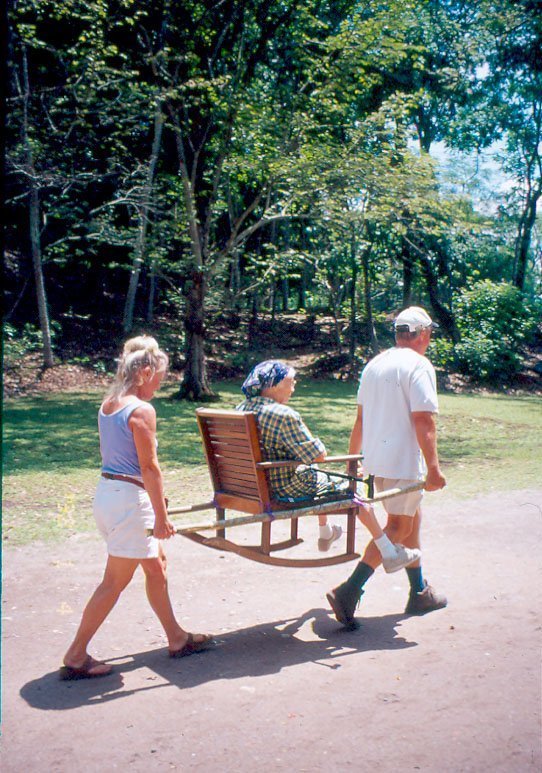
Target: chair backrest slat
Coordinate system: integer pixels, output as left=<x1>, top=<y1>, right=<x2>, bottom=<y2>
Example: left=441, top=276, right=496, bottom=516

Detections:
left=196, top=408, right=272, bottom=509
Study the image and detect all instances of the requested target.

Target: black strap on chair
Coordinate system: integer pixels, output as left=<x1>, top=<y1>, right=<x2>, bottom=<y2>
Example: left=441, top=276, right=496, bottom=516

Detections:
left=299, top=465, right=374, bottom=496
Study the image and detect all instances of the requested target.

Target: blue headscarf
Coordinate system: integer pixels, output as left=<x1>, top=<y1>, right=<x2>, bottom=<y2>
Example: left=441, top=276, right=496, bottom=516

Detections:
left=241, top=360, right=292, bottom=398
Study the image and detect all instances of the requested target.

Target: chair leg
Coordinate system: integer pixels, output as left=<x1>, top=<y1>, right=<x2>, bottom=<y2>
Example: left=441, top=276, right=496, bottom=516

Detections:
left=290, top=517, right=298, bottom=542
left=261, top=521, right=271, bottom=554
left=346, top=508, right=356, bottom=554
left=216, top=507, right=225, bottom=539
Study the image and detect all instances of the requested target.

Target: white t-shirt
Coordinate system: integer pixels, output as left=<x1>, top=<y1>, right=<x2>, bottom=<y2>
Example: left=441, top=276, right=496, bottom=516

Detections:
left=356, top=347, right=439, bottom=480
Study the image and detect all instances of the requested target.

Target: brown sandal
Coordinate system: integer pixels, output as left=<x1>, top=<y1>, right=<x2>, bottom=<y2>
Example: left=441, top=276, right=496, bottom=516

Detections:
left=59, top=655, right=113, bottom=681
left=168, top=633, right=214, bottom=659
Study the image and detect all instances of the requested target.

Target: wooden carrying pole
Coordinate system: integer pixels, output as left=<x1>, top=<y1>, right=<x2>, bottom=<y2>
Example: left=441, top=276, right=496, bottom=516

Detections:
left=166, top=501, right=216, bottom=516
left=156, top=481, right=426, bottom=537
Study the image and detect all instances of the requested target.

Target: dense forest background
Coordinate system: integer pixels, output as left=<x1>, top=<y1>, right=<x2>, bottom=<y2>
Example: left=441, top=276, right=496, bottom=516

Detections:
left=5, top=0, right=542, bottom=398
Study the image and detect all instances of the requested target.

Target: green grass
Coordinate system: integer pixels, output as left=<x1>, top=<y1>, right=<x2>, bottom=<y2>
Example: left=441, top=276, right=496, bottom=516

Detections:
left=436, top=393, right=541, bottom=495
left=3, top=380, right=541, bottom=545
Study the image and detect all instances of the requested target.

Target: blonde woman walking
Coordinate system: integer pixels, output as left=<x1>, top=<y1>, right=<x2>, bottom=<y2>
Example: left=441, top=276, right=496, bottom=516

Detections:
left=61, top=336, right=213, bottom=680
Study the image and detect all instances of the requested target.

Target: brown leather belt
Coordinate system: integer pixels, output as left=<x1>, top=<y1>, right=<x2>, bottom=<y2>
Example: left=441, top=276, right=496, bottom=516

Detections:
left=102, top=472, right=145, bottom=489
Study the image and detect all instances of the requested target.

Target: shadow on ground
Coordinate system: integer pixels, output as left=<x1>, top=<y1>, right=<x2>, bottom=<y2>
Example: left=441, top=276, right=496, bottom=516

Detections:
left=20, top=607, right=416, bottom=711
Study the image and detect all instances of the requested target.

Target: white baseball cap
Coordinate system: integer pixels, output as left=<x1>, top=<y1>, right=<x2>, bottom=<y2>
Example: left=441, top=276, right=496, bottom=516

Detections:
left=394, top=306, right=438, bottom=332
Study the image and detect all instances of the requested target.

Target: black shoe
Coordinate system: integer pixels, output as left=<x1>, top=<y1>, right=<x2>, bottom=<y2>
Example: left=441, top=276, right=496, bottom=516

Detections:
left=405, top=580, right=447, bottom=615
left=326, top=584, right=363, bottom=629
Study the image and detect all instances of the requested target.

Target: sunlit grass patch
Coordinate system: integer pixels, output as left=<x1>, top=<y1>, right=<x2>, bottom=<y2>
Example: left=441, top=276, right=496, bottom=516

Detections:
left=437, top=393, right=541, bottom=496
left=3, top=383, right=541, bottom=544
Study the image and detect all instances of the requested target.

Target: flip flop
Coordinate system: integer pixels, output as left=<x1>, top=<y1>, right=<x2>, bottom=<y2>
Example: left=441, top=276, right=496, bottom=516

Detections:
left=59, top=655, right=113, bottom=681
left=169, top=633, right=215, bottom=659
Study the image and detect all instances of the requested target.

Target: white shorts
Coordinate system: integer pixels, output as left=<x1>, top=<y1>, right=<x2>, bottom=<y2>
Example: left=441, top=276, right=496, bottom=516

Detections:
left=374, top=477, right=424, bottom=517
left=93, top=476, right=159, bottom=559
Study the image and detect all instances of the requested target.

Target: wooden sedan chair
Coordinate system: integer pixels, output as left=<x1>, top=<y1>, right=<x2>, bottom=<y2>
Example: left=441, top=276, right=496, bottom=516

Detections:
left=181, top=408, right=363, bottom=568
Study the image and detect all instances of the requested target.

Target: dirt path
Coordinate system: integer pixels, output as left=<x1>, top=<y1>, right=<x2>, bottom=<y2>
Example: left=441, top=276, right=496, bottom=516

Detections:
left=1, top=489, right=541, bottom=772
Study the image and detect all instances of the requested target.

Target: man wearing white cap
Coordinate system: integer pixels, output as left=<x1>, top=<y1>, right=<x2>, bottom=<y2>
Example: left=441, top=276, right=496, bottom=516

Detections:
left=327, top=306, right=447, bottom=628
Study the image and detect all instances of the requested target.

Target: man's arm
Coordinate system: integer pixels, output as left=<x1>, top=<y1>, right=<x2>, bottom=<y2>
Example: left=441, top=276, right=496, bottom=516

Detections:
left=412, top=411, right=446, bottom=491
left=349, top=406, right=363, bottom=454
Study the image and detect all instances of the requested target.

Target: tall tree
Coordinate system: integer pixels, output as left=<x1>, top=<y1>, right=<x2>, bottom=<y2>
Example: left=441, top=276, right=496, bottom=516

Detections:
left=7, top=12, right=60, bottom=367
left=485, top=0, right=542, bottom=291
left=151, top=0, right=357, bottom=399
left=19, top=42, right=54, bottom=367
left=122, top=98, right=164, bottom=332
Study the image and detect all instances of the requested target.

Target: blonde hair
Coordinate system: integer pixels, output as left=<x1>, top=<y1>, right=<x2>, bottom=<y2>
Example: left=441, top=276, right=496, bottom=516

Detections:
left=107, top=335, right=169, bottom=399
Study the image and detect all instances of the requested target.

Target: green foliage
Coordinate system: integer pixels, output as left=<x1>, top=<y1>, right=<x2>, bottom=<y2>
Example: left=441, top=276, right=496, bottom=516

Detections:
left=428, top=336, right=455, bottom=370
left=221, top=351, right=254, bottom=372
left=3, top=322, right=61, bottom=367
left=68, top=355, right=109, bottom=374
left=453, top=280, right=540, bottom=381
left=4, top=322, right=42, bottom=357
left=5, top=0, right=542, bottom=387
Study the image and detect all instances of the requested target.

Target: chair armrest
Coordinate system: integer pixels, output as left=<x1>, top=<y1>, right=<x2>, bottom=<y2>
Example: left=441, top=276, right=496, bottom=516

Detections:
left=257, top=460, right=302, bottom=469
left=323, top=454, right=362, bottom=463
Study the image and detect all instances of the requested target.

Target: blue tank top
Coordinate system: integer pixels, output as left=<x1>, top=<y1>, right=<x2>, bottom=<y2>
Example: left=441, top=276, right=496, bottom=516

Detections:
left=99, top=398, right=145, bottom=478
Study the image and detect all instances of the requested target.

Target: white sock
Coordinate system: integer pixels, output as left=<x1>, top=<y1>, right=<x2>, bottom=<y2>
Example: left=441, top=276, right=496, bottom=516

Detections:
left=374, top=534, right=397, bottom=560
left=319, top=523, right=333, bottom=539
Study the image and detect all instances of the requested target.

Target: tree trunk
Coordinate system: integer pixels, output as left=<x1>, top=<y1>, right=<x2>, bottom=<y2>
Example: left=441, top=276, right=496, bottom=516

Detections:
left=298, top=263, right=307, bottom=310
left=21, top=45, right=54, bottom=368
left=514, top=188, right=540, bottom=291
left=146, top=271, right=156, bottom=323
left=348, top=229, right=358, bottom=369
left=328, top=291, right=342, bottom=352
left=361, top=244, right=378, bottom=354
left=248, top=291, right=259, bottom=348
left=401, top=240, right=414, bottom=307
left=281, top=277, right=289, bottom=311
left=270, top=281, right=277, bottom=327
left=228, top=253, right=241, bottom=310
left=171, top=115, right=217, bottom=401
left=175, top=269, right=217, bottom=401
left=28, top=178, right=54, bottom=368
left=417, top=253, right=459, bottom=342
left=299, top=228, right=308, bottom=310
left=123, top=100, right=164, bottom=332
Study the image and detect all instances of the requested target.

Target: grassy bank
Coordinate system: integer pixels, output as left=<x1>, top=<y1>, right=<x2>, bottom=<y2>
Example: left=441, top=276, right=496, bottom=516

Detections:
left=3, top=380, right=541, bottom=545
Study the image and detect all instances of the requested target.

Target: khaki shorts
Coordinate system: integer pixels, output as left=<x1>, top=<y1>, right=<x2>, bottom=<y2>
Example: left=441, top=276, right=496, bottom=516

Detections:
left=93, top=476, right=159, bottom=559
left=374, top=477, right=424, bottom=517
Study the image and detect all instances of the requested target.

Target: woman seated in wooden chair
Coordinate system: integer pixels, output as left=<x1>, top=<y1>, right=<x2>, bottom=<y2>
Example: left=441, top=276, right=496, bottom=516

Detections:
left=236, top=360, right=419, bottom=571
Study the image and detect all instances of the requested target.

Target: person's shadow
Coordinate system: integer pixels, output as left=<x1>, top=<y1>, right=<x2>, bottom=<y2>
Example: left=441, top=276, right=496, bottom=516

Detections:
left=20, top=608, right=416, bottom=711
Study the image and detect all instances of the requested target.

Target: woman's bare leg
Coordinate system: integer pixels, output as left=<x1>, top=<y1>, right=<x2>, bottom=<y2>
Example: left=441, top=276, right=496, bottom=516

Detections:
left=63, top=555, right=138, bottom=670
left=140, top=547, right=187, bottom=650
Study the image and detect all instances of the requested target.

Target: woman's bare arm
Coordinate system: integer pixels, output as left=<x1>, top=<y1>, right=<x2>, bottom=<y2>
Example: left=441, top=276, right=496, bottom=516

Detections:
left=130, top=404, right=175, bottom=539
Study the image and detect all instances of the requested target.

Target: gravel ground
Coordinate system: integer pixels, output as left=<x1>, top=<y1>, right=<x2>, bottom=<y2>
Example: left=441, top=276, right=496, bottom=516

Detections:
left=1, top=489, right=541, bottom=772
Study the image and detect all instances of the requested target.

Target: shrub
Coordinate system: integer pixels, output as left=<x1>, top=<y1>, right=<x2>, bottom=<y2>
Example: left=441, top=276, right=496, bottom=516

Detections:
left=3, top=322, right=61, bottom=368
left=453, top=280, right=539, bottom=381
left=429, top=337, right=455, bottom=370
